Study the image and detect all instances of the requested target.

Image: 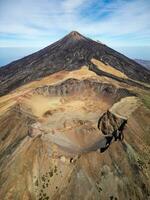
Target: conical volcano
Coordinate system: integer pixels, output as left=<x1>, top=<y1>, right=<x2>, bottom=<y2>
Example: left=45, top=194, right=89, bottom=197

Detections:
left=0, top=31, right=150, bottom=96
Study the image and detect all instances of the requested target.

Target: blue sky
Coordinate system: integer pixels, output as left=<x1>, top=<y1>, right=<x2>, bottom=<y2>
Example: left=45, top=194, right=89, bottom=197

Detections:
left=0, top=0, right=150, bottom=65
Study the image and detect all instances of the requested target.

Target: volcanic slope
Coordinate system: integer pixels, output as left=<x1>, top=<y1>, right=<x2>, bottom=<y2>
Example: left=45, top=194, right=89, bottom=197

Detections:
left=0, top=31, right=150, bottom=96
left=0, top=32, right=150, bottom=200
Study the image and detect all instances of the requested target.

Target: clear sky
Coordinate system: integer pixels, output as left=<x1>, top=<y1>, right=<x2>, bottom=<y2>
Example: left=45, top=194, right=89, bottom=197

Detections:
left=0, top=0, right=150, bottom=65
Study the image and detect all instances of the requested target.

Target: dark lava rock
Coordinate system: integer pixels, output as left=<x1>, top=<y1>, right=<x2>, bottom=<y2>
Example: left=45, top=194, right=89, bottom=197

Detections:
left=0, top=31, right=150, bottom=96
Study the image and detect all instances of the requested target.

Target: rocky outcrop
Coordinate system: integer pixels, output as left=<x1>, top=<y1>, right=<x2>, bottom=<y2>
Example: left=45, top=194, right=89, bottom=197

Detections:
left=98, top=110, right=127, bottom=136
left=34, top=78, right=134, bottom=102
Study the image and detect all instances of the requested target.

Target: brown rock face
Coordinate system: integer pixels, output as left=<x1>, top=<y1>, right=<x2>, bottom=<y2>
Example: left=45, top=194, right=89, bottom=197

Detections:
left=98, top=110, right=127, bottom=135
left=34, top=78, right=134, bottom=102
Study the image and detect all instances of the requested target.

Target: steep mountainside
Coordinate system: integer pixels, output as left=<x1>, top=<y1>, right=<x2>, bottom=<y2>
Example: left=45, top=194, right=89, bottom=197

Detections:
left=0, top=31, right=150, bottom=96
left=0, top=31, right=150, bottom=200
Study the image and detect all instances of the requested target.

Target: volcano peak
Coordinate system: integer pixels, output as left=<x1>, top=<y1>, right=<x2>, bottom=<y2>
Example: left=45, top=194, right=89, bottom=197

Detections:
left=68, top=31, right=86, bottom=40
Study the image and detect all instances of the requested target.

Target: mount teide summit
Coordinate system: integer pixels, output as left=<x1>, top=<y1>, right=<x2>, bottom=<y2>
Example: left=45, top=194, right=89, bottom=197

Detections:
left=0, top=31, right=150, bottom=96
left=0, top=32, right=150, bottom=200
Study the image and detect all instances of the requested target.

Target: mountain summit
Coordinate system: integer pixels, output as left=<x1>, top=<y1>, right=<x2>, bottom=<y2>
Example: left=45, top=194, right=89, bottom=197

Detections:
left=0, top=31, right=150, bottom=96
left=67, top=31, right=86, bottom=40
